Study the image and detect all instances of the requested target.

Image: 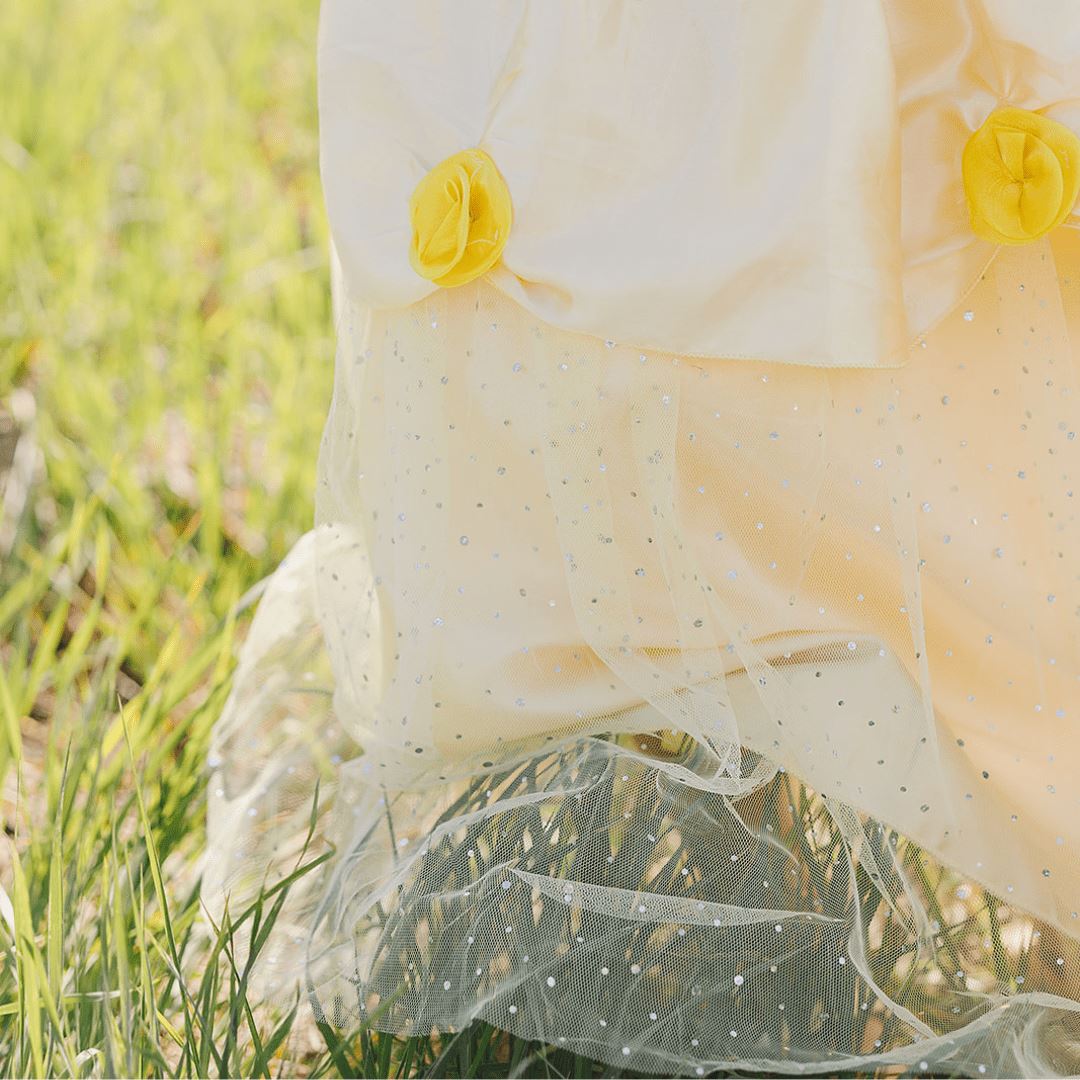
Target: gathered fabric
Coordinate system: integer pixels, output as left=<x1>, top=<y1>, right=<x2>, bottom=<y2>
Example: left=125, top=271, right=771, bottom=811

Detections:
left=962, top=107, right=1080, bottom=244
left=318, top=0, right=1080, bottom=367
left=408, top=148, right=513, bottom=287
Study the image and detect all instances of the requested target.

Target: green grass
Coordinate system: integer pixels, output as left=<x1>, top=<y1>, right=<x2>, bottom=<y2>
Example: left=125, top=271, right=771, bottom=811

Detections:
left=0, top=0, right=336, bottom=1071
left=0, top=1, right=1060, bottom=1077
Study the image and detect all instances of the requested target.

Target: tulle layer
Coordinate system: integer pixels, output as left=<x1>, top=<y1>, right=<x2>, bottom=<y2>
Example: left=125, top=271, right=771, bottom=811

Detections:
left=203, top=231, right=1080, bottom=1076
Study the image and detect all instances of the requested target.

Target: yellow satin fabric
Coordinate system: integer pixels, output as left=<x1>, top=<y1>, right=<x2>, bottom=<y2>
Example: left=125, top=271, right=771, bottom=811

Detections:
left=319, top=0, right=1080, bottom=367
left=408, top=148, right=512, bottom=287
left=962, top=107, right=1080, bottom=244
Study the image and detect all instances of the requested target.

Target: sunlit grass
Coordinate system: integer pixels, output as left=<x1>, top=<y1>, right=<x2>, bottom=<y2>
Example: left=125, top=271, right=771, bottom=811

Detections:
left=0, top=0, right=336, bottom=1072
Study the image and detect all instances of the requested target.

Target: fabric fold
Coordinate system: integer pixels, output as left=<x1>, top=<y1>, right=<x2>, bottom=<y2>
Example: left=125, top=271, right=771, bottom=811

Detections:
left=319, top=0, right=1080, bottom=368
left=204, top=226, right=1080, bottom=1076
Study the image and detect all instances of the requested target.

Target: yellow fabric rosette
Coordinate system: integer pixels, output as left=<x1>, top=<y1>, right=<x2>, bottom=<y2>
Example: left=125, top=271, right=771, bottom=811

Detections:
left=408, top=148, right=512, bottom=287
left=962, top=106, right=1080, bottom=245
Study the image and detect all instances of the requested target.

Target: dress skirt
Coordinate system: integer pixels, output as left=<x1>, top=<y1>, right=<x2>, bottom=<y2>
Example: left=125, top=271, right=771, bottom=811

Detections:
left=203, top=226, right=1080, bottom=1076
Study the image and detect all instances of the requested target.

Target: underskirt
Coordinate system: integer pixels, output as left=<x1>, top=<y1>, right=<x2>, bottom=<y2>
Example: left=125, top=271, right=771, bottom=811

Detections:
left=202, top=229, right=1080, bottom=1077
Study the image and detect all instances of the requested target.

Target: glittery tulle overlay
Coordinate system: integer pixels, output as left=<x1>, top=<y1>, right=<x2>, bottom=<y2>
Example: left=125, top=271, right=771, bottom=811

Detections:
left=202, top=231, right=1080, bottom=1077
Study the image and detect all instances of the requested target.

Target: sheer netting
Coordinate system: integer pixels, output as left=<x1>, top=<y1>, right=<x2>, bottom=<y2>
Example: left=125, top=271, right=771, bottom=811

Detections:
left=202, top=230, right=1080, bottom=1076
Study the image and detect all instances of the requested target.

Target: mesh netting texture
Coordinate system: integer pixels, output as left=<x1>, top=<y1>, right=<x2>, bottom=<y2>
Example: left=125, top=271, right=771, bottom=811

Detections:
left=203, top=231, right=1080, bottom=1076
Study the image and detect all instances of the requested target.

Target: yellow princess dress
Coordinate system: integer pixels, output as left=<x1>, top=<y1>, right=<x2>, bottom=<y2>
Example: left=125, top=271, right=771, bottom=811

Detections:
left=203, top=2, right=1080, bottom=1075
